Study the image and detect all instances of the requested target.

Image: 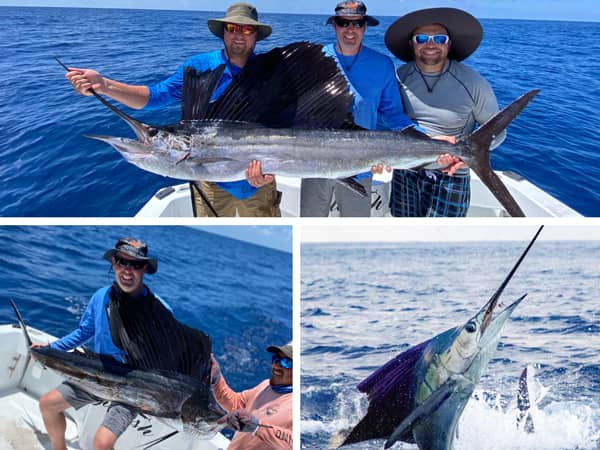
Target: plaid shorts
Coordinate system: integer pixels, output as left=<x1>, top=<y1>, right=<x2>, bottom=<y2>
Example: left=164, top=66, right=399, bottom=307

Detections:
left=390, top=169, right=471, bottom=217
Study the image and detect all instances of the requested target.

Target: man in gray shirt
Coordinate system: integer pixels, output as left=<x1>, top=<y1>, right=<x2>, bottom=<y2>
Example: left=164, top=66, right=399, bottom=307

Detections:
left=385, top=8, right=505, bottom=216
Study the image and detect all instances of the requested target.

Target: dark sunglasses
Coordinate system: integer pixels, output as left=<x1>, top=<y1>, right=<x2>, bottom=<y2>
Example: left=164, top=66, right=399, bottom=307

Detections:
left=272, top=354, right=293, bottom=369
left=224, top=22, right=257, bottom=35
left=412, top=34, right=450, bottom=45
left=334, top=17, right=366, bottom=28
left=114, top=255, right=147, bottom=270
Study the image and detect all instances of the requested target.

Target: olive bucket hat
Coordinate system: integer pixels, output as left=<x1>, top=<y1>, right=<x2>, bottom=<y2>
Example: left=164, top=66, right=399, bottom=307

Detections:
left=103, top=237, right=158, bottom=274
left=208, top=2, right=272, bottom=41
left=385, top=7, right=483, bottom=62
left=267, top=343, right=293, bottom=360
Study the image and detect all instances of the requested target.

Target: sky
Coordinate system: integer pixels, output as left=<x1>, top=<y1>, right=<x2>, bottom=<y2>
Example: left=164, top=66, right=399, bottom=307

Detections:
left=301, top=221, right=600, bottom=243
left=3, top=0, right=600, bottom=22
left=200, top=225, right=292, bottom=252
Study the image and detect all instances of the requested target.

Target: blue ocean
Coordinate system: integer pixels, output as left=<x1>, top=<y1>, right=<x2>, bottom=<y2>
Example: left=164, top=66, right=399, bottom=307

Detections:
left=0, top=225, right=293, bottom=393
left=301, top=235, right=600, bottom=449
left=1, top=7, right=598, bottom=216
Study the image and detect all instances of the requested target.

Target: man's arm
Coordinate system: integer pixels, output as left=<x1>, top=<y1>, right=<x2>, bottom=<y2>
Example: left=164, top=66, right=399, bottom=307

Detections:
left=49, top=292, right=98, bottom=351
left=66, top=68, right=150, bottom=109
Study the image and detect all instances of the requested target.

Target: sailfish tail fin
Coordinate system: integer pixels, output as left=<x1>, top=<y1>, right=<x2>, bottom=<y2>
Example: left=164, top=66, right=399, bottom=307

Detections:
left=463, top=89, right=540, bottom=217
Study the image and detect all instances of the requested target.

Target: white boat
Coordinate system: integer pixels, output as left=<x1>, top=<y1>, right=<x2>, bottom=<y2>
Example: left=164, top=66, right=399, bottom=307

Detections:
left=136, top=171, right=581, bottom=218
left=0, top=323, right=230, bottom=450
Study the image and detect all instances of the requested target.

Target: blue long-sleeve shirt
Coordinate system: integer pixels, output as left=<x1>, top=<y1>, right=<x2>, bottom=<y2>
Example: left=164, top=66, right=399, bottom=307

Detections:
left=324, top=44, right=414, bottom=179
left=50, top=285, right=172, bottom=362
left=146, top=49, right=258, bottom=200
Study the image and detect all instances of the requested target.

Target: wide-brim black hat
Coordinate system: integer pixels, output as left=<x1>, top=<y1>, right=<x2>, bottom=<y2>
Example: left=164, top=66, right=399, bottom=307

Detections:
left=325, top=0, right=379, bottom=26
left=103, top=237, right=157, bottom=274
left=385, top=7, right=483, bottom=62
left=208, top=2, right=272, bottom=41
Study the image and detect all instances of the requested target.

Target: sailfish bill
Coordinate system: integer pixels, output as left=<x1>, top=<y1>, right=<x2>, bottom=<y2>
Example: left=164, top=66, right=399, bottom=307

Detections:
left=58, top=42, right=539, bottom=216
left=338, top=226, right=543, bottom=450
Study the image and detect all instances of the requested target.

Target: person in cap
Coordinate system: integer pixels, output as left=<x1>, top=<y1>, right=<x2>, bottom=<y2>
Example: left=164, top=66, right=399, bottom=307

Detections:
left=65, top=3, right=281, bottom=217
left=300, top=1, right=414, bottom=217
left=210, top=344, right=293, bottom=449
left=384, top=7, right=506, bottom=217
left=35, top=237, right=172, bottom=450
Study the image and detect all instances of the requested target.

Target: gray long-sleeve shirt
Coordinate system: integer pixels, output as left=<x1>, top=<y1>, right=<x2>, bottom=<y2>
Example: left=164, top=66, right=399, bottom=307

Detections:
left=396, top=60, right=505, bottom=176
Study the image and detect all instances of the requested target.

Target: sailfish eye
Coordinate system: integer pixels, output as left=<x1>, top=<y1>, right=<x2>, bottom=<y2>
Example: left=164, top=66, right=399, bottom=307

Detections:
left=465, top=320, right=477, bottom=333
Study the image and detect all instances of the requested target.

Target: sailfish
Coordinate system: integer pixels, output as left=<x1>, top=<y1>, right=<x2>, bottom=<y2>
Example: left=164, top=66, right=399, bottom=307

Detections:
left=57, top=42, right=538, bottom=217
left=338, top=226, right=543, bottom=450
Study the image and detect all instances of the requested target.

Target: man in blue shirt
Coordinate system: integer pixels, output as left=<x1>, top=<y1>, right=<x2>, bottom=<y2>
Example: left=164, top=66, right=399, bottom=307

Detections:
left=36, top=237, right=170, bottom=450
left=66, top=3, right=281, bottom=217
left=300, top=0, right=414, bottom=217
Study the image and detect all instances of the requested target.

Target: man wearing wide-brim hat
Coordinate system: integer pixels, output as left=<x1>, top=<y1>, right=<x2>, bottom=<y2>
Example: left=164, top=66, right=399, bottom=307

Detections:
left=64, top=3, right=281, bottom=218
left=384, top=8, right=506, bottom=217
left=37, top=237, right=173, bottom=450
left=300, top=0, right=415, bottom=217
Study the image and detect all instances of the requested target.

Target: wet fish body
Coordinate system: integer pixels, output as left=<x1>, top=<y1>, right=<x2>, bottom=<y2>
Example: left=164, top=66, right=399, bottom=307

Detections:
left=59, top=42, right=539, bottom=216
left=340, top=226, right=543, bottom=449
left=10, top=300, right=225, bottom=436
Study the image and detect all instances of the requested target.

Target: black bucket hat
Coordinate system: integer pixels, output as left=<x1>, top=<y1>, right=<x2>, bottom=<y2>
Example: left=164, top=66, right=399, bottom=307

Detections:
left=103, top=237, right=158, bottom=274
left=208, top=2, right=272, bottom=41
left=385, top=7, right=483, bottom=62
left=267, top=344, right=293, bottom=360
left=326, top=1, right=379, bottom=26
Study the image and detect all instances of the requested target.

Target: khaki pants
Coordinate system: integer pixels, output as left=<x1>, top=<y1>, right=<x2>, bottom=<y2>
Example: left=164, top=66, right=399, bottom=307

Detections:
left=190, top=181, right=281, bottom=217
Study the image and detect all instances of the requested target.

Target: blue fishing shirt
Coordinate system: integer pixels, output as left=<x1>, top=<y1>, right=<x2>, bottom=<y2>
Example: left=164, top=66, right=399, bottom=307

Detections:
left=50, top=285, right=172, bottom=362
left=146, top=49, right=258, bottom=200
left=324, top=44, right=414, bottom=179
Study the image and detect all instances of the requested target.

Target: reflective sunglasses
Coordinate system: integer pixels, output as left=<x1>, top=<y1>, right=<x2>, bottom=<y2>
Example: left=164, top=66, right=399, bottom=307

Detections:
left=334, top=17, right=366, bottom=28
left=224, top=23, right=257, bottom=35
left=412, top=34, right=450, bottom=45
left=272, top=354, right=293, bottom=369
left=114, top=255, right=147, bottom=270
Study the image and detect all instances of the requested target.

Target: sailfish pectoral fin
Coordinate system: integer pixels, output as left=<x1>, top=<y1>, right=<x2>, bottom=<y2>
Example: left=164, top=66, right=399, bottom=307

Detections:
left=384, top=378, right=459, bottom=449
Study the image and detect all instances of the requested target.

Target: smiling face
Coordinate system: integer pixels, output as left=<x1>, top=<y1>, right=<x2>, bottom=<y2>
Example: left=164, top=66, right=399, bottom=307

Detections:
left=333, top=16, right=366, bottom=55
left=410, top=23, right=451, bottom=72
left=112, top=253, right=147, bottom=297
left=223, top=22, right=257, bottom=66
left=270, top=351, right=293, bottom=386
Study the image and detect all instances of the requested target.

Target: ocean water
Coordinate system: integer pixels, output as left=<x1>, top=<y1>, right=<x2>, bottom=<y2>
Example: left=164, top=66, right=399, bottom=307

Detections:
left=1, top=7, right=599, bottom=216
left=301, top=234, right=600, bottom=449
left=0, top=225, right=293, bottom=392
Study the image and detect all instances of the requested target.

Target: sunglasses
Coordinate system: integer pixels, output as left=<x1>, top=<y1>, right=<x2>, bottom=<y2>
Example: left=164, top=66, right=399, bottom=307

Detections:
left=334, top=17, right=366, bottom=28
left=412, top=34, right=450, bottom=45
left=272, top=354, right=293, bottom=369
left=114, top=255, right=147, bottom=270
left=224, top=23, right=257, bottom=35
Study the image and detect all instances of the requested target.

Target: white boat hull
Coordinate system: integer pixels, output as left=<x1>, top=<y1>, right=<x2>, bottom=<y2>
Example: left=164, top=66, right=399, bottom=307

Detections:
left=136, top=171, right=581, bottom=218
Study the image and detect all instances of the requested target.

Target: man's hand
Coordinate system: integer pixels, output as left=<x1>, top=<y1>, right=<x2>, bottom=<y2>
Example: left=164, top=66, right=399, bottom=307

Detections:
left=246, top=160, right=274, bottom=187
left=371, top=163, right=392, bottom=175
left=218, top=409, right=260, bottom=433
left=436, top=153, right=465, bottom=175
left=210, top=354, right=221, bottom=385
left=65, top=68, right=106, bottom=96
